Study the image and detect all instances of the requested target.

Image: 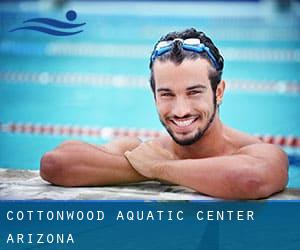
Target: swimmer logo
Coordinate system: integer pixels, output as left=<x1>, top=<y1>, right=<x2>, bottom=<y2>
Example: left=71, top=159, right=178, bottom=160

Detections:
left=9, top=10, right=85, bottom=36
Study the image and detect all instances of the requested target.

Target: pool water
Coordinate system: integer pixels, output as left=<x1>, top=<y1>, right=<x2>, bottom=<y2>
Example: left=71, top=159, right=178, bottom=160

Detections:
left=0, top=1, right=299, bottom=188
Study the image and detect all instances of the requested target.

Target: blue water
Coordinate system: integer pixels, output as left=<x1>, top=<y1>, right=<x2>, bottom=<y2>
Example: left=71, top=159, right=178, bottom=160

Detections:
left=0, top=1, right=299, bottom=188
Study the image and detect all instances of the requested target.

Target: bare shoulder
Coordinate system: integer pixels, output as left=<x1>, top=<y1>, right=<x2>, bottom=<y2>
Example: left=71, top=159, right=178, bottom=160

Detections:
left=226, top=126, right=288, bottom=165
left=102, top=137, right=142, bottom=155
left=237, top=143, right=288, bottom=165
left=225, top=126, right=262, bottom=148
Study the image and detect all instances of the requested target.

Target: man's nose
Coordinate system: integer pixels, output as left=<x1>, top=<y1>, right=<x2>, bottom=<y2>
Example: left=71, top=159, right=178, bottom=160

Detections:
left=172, top=97, right=191, bottom=118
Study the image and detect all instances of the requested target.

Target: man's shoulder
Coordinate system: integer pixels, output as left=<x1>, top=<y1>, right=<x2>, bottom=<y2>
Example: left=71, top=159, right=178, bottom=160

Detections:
left=225, top=126, right=262, bottom=149
left=227, top=127, right=287, bottom=161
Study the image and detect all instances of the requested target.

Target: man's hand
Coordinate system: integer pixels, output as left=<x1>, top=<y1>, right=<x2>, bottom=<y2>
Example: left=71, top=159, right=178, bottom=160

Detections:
left=124, top=140, right=177, bottom=179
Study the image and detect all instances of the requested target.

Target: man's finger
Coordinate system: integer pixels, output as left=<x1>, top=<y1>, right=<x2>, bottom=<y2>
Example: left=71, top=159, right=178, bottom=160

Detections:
left=124, top=151, right=131, bottom=159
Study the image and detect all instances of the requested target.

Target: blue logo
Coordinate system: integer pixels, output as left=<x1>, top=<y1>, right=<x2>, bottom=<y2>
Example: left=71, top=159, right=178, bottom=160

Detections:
left=9, top=10, right=85, bottom=36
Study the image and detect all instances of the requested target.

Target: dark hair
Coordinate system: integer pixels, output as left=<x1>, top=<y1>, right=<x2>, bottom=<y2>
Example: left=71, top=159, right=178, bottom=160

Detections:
left=149, top=28, right=224, bottom=96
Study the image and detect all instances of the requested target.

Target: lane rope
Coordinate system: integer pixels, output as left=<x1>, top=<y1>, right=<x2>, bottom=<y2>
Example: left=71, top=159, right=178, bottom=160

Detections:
left=1, top=71, right=299, bottom=94
left=1, top=41, right=300, bottom=61
left=0, top=122, right=299, bottom=148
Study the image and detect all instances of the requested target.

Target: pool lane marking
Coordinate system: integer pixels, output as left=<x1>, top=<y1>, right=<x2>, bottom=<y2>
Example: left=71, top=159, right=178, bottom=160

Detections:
left=46, top=43, right=300, bottom=62
left=1, top=41, right=300, bottom=61
left=0, top=72, right=299, bottom=94
left=0, top=122, right=299, bottom=148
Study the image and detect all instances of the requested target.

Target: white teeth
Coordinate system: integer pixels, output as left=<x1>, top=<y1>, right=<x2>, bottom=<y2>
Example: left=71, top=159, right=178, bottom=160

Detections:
left=173, top=118, right=195, bottom=127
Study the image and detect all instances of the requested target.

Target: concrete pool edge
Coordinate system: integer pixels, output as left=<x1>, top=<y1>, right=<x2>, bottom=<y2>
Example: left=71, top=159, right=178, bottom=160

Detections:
left=0, top=168, right=300, bottom=200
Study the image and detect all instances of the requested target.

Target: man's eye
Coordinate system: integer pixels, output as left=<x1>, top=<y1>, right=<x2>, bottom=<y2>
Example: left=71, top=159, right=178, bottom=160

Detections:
left=188, top=91, right=201, bottom=95
left=161, top=93, right=173, bottom=97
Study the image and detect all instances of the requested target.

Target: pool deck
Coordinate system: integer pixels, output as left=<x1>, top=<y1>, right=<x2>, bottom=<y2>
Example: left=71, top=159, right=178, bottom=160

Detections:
left=1, top=168, right=300, bottom=200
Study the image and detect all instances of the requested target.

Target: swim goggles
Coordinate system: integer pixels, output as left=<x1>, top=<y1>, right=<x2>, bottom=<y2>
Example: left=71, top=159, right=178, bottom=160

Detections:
left=150, top=38, right=221, bottom=70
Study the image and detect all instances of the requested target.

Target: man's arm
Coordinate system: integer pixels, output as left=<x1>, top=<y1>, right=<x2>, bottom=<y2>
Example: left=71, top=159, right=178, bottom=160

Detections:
left=40, top=137, right=148, bottom=186
left=125, top=142, right=288, bottom=199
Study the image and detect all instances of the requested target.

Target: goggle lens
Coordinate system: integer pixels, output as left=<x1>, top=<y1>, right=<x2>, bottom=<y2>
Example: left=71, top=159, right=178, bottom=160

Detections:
left=151, top=38, right=220, bottom=70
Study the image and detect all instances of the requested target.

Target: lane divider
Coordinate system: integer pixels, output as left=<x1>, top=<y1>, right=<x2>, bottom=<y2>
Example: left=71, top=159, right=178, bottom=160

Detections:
left=0, top=122, right=299, bottom=148
left=1, top=41, right=300, bottom=62
left=0, top=122, right=162, bottom=139
left=1, top=72, right=299, bottom=94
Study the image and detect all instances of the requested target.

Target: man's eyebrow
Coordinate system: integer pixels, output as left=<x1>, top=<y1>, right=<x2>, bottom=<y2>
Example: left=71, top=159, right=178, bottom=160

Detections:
left=186, top=84, right=207, bottom=91
left=157, top=88, right=172, bottom=92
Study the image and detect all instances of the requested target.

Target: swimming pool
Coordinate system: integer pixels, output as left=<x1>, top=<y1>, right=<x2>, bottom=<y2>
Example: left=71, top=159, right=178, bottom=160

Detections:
left=0, top=1, right=299, bottom=188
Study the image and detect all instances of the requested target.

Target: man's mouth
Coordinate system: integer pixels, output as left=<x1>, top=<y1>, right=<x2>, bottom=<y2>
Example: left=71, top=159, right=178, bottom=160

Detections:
left=169, top=116, right=199, bottom=130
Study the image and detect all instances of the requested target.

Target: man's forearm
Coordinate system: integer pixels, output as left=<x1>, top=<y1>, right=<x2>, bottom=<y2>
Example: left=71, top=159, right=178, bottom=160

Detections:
left=40, top=143, right=148, bottom=186
left=154, top=155, right=277, bottom=199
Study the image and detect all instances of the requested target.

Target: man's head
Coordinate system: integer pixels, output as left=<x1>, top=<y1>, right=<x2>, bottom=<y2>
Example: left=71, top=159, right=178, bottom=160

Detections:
left=149, top=28, right=225, bottom=146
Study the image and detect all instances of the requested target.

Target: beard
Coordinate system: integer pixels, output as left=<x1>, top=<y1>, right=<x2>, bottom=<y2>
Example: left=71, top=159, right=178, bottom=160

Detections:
left=159, top=102, right=217, bottom=146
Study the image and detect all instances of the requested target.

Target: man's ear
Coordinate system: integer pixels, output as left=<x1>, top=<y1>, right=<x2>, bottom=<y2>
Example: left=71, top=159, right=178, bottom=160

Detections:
left=216, top=80, right=225, bottom=105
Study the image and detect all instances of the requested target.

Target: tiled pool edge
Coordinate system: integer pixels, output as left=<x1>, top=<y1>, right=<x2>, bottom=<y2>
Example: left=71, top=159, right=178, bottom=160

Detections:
left=1, top=168, right=300, bottom=200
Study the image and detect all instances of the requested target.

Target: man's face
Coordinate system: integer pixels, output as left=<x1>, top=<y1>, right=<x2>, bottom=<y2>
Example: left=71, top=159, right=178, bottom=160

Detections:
left=153, top=58, right=216, bottom=146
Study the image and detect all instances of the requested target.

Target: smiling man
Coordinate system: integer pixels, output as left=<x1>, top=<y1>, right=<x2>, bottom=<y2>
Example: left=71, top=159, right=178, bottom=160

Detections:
left=40, top=28, right=288, bottom=199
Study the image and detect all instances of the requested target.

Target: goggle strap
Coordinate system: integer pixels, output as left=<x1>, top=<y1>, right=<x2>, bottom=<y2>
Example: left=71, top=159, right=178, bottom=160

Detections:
left=182, top=44, right=220, bottom=70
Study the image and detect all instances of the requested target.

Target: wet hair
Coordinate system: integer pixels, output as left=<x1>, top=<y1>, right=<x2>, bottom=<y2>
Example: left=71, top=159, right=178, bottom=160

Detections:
left=149, top=28, right=224, bottom=98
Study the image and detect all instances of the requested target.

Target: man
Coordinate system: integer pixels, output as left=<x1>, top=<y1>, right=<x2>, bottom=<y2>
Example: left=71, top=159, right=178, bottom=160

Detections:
left=40, top=28, right=288, bottom=199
